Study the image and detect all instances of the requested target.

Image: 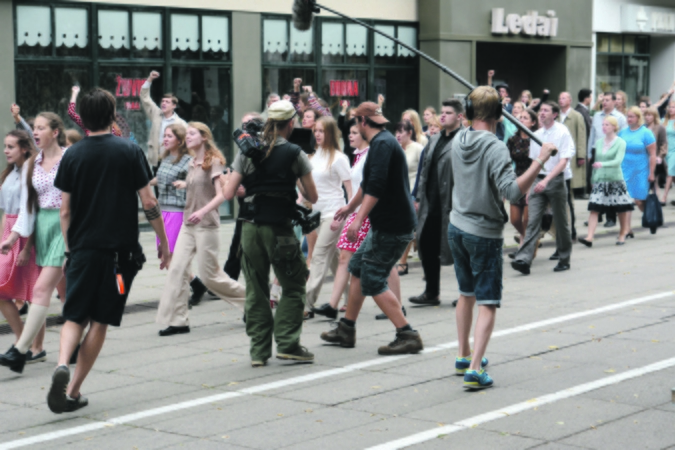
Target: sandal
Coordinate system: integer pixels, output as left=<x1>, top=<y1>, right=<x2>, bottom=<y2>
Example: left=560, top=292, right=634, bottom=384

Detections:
left=397, top=263, right=409, bottom=276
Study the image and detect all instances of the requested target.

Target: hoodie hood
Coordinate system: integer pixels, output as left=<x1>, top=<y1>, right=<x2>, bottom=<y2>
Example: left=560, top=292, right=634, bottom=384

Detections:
left=455, top=127, right=501, bottom=164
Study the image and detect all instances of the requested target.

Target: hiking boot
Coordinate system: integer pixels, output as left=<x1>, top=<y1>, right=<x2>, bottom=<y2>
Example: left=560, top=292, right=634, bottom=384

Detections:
left=189, top=277, right=207, bottom=306
left=0, top=345, right=27, bottom=373
left=65, top=394, right=88, bottom=413
left=277, top=346, right=314, bottom=362
left=320, top=321, right=355, bottom=348
left=378, top=330, right=423, bottom=355
left=47, top=365, right=70, bottom=413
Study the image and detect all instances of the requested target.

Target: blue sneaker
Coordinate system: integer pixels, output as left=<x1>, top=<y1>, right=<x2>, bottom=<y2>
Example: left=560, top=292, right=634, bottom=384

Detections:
left=463, top=369, right=493, bottom=389
left=455, top=355, right=488, bottom=375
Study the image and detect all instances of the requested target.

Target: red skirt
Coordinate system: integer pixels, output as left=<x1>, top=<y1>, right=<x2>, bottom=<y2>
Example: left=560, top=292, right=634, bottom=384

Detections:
left=0, top=215, right=40, bottom=301
left=336, top=213, right=371, bottom=253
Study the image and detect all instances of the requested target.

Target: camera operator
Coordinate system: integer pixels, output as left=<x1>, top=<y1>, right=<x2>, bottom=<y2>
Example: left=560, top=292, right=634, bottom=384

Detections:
left=223, top=100, right=318, bottom=367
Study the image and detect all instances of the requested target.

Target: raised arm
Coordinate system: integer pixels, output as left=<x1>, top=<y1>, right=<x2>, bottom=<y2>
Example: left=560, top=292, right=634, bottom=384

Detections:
left=140, top=71, right=162, bottom=119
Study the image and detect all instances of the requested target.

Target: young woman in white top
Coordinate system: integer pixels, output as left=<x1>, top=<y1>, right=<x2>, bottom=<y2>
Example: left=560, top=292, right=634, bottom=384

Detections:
left=0, top=113, right=68, bottom=374
left=395, top=120, right=423, bottom=276
left=0, top=131, right=40, bottom=352
left=312, top=119, right=405, bottom=320
left=304, top=116, right=351, bottom=318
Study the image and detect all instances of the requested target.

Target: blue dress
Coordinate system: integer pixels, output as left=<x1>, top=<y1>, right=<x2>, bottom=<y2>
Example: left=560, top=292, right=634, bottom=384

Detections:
left=666, top=120, right=675, bottom=176
left=618, top=126, right=655, bottom=201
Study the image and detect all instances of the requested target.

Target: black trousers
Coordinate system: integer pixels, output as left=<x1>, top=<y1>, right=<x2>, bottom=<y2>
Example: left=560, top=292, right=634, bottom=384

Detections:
left=418, top=213, right=442, bottom=298
left=566, top=179, right=577, bottom=239
left=223, top=219, right=243, bottom=281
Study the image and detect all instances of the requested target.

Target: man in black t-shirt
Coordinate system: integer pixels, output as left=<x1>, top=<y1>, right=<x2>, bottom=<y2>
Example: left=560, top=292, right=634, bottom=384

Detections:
left=47, top=88, right=171, bottom=414
left=320, top=102, right=424, bottom=356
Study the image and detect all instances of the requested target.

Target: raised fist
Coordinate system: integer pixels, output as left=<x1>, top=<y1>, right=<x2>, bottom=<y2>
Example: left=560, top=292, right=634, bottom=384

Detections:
left=487, top=70, right=495, bottom=78
left=71, top=85, right=80, bottom=95
left=378, top=94, right=385, bottom=105
left=10, top=104, right=20, bottom=117
left=293, top=78, right=302, bottom=87
left=302, top=85, right=313, bottom=94
left=149, top=71, right=160, bottom=80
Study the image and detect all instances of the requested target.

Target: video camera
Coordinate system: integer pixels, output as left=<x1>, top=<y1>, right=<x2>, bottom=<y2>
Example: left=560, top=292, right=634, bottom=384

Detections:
left=232, top=118, right=266, bottom=165
left=293, top=204, right=321, bottom=235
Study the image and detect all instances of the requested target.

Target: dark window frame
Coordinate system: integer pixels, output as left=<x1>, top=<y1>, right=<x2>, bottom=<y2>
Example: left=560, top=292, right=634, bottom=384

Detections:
left=596, top=33, right=650, bottom=100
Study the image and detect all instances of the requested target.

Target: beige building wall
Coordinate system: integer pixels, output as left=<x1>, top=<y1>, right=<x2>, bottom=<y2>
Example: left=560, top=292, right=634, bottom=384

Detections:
left=0, top=0, right=15, bottom=145
left=70, top=0, right=418, bottom=21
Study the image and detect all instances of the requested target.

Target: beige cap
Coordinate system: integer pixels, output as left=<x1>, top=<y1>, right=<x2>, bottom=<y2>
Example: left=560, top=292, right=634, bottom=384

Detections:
left=268, top=100, right=297, bottom=121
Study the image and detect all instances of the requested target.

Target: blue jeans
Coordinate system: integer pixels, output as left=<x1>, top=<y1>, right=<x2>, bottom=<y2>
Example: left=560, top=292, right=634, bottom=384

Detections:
left=348, top=229, right=412, bottom=297
left=447, top=223, right=503, bottom=306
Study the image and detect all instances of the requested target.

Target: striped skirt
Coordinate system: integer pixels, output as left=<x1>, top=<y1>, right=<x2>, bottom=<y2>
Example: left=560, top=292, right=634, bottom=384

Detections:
left=35, top=209, right=66, bottom=267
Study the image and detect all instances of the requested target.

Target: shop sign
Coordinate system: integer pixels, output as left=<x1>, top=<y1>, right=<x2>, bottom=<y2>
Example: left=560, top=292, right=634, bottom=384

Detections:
left=491, top=9, right=559, bottom=38
left=621, top=5, right=675, bottom=35
left=115, top=75, right=144, bottom=110
left=330, top=80, right=359, bottom=97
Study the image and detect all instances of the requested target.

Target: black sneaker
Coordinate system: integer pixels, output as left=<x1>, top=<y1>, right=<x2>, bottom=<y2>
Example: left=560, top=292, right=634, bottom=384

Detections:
left=65, top=394, right=88, bottom=412
left=408, top=293, right=441, bottom=306
left=277, top=346, right=314, bottom=362
left=549, top=250, right=560, bottom=261
left=0, top=345, right=27, bottom=373
left=158, top=326, right=190, bottom=336
left=26, top=350, right=47, bottom=364
left=312, top=303, right=338, bottom=320
left=18, top=303, right=28, bottom=315
left=320, top=321, right=356, bottom=348
left=511, top=260, right=531, bottom=275
left=47, top=365, right=70, bottom=414
left=603, top=220, right=616, bottom=228
left=375, top=306, right=406, bottom=320
left=378, top=330, right=424, bottom=355
left=189, top=277, right=207, bottom=306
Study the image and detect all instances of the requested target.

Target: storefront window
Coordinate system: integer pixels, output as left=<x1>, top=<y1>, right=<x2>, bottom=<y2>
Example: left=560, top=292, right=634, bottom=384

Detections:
left=202, top=16, right=230, bottom=61
left=374, top=25, right=396, bottom=65
left=290, top=23, right=314, bottom=63
left=322, top=22, right=344, bottom=65
left=375, top=69, right=418, bottom=127
left=263, top=19, right=289, bottom=63
left=15, top=63, right=91, bottom=130
left=397, top=26, right=418, bottom=62
left=172, top=14, right=200, bottom=60
left=133, top=12, right=163, bottom=59
left=263, top=68, right=316, bottom=102
left=346, top=24, right=368, bottom=65
left=98, top=9, right=130, bottom=58
left=596, top=34, right=650, bottom=106
left=16, top=5, right=52, bottom=57
left=55, top=7, right=89, bottom=58
left=321, top=69, right=368, bottom=115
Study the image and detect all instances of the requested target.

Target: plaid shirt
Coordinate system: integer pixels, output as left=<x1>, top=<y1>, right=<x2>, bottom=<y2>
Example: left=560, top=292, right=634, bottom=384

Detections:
left=157, top=154, right=192, bottom=209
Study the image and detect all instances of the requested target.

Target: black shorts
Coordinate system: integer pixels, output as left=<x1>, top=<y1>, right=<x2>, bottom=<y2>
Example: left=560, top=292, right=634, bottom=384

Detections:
left=62, top=249, right=140, bottom=327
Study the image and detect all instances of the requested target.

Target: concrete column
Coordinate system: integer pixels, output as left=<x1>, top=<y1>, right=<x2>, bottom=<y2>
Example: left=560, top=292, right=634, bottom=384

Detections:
left=231, top=11, right=262, bottom=129
left=0, top=0, right=15, bottom=149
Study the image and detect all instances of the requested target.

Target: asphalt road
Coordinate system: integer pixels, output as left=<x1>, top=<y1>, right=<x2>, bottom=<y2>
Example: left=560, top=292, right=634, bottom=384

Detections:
left=0, top=197, right=674, bottom=450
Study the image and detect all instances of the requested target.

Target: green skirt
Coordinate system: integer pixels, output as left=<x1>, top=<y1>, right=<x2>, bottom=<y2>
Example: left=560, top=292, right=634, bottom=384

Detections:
left=35, top=209, right=66, bottom=267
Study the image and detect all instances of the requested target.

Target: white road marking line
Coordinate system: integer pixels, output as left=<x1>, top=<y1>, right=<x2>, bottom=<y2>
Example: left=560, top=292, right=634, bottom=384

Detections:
left=0, top=291, right=671, bottom=450
left=365, top=356, right=675, bottom=450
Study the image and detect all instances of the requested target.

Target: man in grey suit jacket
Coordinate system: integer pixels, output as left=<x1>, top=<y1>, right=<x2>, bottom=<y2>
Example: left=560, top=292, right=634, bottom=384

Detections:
left=409, top=99, right=462, bottom=307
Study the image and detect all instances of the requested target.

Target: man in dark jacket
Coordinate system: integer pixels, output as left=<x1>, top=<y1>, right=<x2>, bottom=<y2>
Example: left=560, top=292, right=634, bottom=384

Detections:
left=410, top=98, right=463, bottom=307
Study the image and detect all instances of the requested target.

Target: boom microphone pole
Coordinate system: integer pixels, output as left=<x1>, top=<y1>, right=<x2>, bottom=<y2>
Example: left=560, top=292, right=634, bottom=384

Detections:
left=292, top=0, right=552, bottom=151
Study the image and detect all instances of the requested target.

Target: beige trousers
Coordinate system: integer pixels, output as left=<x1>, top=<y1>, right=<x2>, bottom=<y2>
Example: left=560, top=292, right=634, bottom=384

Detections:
left=157, top=225, right=246, bottom=327
left=305, top=217, right=347, bottom=310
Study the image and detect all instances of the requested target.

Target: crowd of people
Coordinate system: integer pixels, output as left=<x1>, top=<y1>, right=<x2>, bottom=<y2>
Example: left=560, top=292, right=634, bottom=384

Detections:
left=0, top=66, right=671, bottom=412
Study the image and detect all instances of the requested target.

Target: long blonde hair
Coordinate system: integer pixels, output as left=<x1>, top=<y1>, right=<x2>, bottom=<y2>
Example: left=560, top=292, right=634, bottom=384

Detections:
left=644, top=107, right=661, bottom=126
left=665, top=101, right=675, bottom=123
left=161, top=123, right=191, bottom=164
left=312, top=116, right=342, bottom=170
left=402, top=109, right=425, bottom=145
left=615, top=90, right=628, bottom=114
left=187, top=122, right=224, bottom=171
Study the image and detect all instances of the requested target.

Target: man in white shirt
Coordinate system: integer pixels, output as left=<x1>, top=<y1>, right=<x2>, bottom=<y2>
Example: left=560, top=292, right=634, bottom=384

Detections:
left=586, top=92, right=627, bottom=228
left=512, top=102, right=574, bottom=274
left=140, top=71, right=188, bottom=168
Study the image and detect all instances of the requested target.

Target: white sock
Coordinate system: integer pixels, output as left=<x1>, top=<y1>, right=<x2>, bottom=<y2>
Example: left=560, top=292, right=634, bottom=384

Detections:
left=15, top=304, right=49, bottom=354
left=270, top=284, right=282, bottom=301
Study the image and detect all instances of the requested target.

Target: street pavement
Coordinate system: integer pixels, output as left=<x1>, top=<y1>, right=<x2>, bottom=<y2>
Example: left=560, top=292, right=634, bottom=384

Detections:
left=1, top=196, right=674, bottom=450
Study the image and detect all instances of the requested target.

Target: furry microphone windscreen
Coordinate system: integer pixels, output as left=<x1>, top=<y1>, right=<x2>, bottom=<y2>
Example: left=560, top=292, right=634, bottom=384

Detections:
left=292, top=0, right=317, bottom=31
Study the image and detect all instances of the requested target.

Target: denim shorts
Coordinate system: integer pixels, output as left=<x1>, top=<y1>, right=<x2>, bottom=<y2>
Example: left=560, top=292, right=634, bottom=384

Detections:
left=348, top=229, right=412, bottom=297
left=447, top=223, right=503, bottom=307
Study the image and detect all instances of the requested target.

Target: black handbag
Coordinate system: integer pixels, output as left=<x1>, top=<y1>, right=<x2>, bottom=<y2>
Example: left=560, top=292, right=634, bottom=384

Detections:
left=642, top=183, right=663, bottom=234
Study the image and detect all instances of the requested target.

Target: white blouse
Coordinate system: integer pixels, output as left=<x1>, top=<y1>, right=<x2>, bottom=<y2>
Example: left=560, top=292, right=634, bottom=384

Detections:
left=404, top=141, right=424, bottom=186
left=13, top=150, right=66, bottom=237
left=350, top=147, right=369, bottom=213
left=0, top=166, right=23, bottom=215
left=310, top=147, right=351, bottom=219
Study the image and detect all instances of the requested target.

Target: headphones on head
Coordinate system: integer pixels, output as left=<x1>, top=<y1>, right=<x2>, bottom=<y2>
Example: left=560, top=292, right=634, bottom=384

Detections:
left=464, top=89, right=503, bottom=121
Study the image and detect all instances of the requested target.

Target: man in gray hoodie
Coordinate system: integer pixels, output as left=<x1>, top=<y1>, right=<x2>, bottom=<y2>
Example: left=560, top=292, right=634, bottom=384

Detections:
left=448, top=86, right=556, bottom=389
